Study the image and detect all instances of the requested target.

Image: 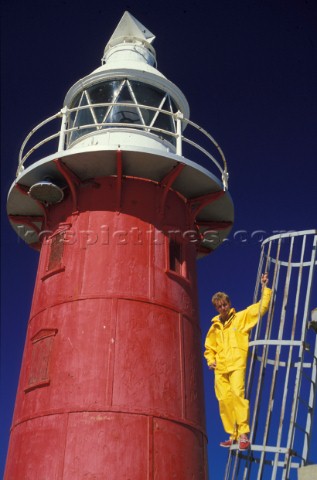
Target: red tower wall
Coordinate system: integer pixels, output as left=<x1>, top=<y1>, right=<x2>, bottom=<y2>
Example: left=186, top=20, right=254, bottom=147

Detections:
left=5, top=176, right=207, bottom=479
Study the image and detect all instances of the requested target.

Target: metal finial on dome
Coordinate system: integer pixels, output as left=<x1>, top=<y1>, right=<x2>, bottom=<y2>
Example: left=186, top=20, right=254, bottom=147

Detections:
left=103, top=11, right=156, bottom=66
left=107, top=11, right=155, bottom=45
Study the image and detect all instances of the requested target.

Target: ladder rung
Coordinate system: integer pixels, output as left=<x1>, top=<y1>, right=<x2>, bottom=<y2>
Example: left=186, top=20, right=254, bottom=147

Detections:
left=298, top=396, right=313, bottom=410
left=293, top=422, right=309, bottom=435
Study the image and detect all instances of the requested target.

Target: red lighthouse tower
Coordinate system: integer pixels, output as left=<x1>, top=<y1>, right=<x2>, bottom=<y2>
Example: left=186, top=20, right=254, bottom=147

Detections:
left=5, top=12, right=233, bottom=479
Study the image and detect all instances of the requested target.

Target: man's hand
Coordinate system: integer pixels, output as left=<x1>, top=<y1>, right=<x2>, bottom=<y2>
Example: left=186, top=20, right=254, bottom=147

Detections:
left=209, top=361, right=217, bottom=370
left=261, top=272, right=269, bottom=287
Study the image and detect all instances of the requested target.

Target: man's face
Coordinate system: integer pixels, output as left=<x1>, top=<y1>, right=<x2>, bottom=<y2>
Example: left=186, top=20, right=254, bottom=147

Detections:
left=215, top=299, right=231, bottom=321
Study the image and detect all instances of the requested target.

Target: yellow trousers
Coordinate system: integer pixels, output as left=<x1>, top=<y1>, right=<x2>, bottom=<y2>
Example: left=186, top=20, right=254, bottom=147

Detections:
left=214, top=368, right=250, bottom=439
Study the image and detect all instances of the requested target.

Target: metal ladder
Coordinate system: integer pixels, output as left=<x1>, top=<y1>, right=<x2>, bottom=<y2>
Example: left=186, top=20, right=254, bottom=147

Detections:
left=224, top=230, right=317, bottom=480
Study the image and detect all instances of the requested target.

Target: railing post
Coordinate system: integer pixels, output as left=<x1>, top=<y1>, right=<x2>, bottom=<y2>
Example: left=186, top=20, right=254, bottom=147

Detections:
left=58, top=107, right=68, bottom=152
left=176, top=110, right=183, bottom=156
left=222, top=170, right=229, bottom=191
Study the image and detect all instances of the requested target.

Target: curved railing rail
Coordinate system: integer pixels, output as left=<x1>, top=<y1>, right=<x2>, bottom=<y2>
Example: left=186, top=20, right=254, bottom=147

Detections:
left=17, top=103, right=229, bottom=190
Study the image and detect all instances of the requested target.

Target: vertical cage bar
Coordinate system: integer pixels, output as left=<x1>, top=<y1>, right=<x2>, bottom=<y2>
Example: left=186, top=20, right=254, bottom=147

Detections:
left=257, top=236, right=295, bottom=478
left=302, top=233, right=317, bottom=462
left=278, top=236, right=306, bottom=480
left=249, top=238, right=281, bottom=444
left=285, top=232, right=317, bottom=476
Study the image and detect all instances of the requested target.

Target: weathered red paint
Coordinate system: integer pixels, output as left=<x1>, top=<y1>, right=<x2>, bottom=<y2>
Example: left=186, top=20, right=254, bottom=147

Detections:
left=5, top=174, right=208, bottom=479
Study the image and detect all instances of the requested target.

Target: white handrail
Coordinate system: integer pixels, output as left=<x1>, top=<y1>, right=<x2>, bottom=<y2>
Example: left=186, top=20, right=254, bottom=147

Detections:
left=16, top=102, right=229, bottom=189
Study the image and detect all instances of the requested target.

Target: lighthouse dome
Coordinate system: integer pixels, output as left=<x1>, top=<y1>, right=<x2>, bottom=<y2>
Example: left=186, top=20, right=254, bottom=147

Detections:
left=63, top=12, right=189, bottom=152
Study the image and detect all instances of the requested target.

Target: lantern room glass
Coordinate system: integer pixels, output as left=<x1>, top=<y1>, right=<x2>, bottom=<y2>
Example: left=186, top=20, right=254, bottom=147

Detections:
left=68, top=79, right=178, bottom=146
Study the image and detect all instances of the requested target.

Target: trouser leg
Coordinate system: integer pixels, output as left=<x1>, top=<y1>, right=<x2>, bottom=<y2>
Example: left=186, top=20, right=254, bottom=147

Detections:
left=228, top=368, right=250, bottom=437
left=214, top=372, right=237, bottom=439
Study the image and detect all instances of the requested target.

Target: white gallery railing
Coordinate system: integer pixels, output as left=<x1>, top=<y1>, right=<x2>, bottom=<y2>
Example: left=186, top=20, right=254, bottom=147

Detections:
left=17, top=103, right=229, bottom=190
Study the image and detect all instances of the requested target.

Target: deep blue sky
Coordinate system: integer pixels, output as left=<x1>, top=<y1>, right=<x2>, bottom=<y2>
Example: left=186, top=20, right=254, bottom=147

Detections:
left=1, top=1, right=317, bottom=478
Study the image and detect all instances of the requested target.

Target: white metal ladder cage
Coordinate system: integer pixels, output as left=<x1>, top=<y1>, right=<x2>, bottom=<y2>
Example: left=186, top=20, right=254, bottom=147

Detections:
left=225, top=230, right=317, bottom=480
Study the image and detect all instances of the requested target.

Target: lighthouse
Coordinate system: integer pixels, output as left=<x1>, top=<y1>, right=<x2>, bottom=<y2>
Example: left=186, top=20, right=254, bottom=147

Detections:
left=5, top=12, right=233, bottom=479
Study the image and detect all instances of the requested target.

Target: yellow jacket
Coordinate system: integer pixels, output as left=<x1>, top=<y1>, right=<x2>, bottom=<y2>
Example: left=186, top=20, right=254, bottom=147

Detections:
left=204, top=287, right=272, bottom=373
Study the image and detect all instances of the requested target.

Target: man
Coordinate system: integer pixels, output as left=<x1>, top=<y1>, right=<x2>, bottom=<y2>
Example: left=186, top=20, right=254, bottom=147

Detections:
left=204, top=273, right=272, bottom=450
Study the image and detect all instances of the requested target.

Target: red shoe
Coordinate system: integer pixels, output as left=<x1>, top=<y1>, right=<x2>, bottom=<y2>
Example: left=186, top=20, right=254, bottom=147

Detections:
left=220, top=438, right=236, bottom=448
left=238, top=435, right=251, bottom=451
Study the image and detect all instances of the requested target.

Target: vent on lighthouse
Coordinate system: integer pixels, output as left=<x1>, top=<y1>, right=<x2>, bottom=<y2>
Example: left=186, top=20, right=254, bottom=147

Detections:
left=28, top=178, right=64, bottom=205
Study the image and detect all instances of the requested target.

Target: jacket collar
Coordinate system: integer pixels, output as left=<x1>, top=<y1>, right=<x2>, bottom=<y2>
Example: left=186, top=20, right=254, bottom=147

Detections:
left=212, top=308, right=236, bottom=325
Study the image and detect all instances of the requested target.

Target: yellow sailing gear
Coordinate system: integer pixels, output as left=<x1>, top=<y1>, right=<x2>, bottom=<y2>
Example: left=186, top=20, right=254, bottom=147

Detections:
left=204, top=287, right=272, bottom=373
left=204, top=287, right=272, bottom=439
left=215, top=369, right=249, bottom=438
